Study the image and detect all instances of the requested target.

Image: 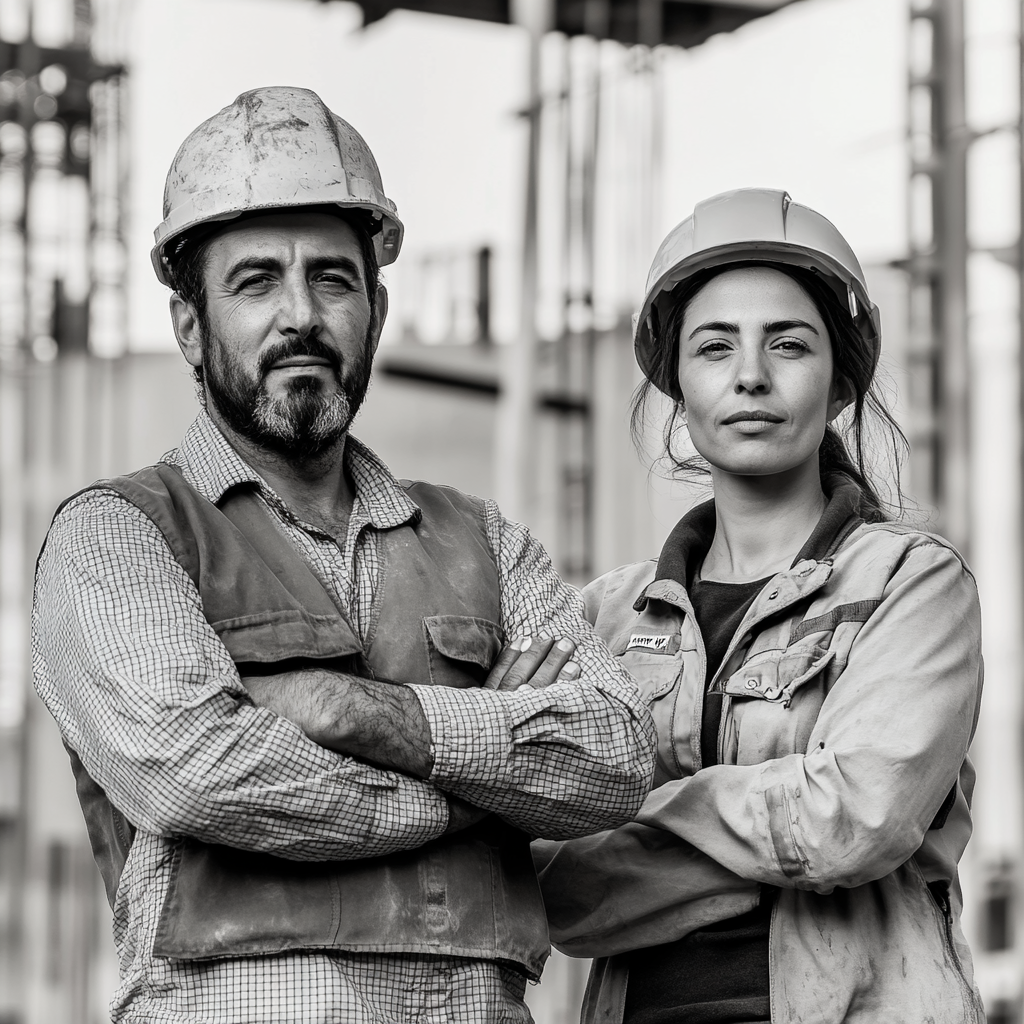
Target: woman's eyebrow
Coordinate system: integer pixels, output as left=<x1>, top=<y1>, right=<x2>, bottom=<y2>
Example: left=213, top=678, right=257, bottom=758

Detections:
left=687, top=320, right=738, bottom=340
left=764, top=319, right=820, bottom=336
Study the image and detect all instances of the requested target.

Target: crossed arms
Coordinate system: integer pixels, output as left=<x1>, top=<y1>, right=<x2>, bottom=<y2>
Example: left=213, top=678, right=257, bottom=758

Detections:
left=32, top=490, right=655, bottom=861
left=534, top=541, right=984, bottom=956
left=241, top=634, right=581, bottom=781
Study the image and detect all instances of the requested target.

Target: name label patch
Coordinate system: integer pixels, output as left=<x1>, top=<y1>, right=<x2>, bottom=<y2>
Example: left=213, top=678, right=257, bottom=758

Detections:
left=626, top=633, right=671, bottom=653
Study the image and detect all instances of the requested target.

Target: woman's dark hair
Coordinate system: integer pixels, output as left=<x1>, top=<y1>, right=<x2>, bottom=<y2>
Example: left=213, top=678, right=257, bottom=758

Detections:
left=630, top=261, right=909, bottom=522
left=167, top=206, right=381, bottom=385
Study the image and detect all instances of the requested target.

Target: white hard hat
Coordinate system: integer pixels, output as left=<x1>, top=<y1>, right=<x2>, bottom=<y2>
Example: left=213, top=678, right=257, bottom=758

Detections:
left=152, top=86, right=404, bottom=286
left=634, top=188, right=880, bottom=398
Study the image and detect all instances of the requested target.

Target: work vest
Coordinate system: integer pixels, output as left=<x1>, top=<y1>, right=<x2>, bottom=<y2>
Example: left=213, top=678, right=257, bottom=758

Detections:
left=59, top=463, right=550, bottom=978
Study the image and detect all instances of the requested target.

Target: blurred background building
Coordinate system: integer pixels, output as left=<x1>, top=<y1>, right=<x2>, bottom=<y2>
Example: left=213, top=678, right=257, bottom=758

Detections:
left=0, top=0, right=1020, bottom=1021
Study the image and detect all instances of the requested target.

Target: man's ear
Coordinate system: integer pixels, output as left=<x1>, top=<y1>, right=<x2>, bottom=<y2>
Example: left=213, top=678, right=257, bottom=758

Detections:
left=827, top=375, right=856, bottom=423
left=369, top=284, right=388, bottom=360
left=170, top=293, right=203, bottom=369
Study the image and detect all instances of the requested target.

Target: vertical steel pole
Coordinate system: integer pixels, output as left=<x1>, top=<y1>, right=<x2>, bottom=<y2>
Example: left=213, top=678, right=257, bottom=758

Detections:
left=1019, top=0, right=1024, bottom=577
left=497, top=0, right=551, bottom=526
left=0, top=10, right=37, bottom=1021
left=936, top=0, right=971, bottom=555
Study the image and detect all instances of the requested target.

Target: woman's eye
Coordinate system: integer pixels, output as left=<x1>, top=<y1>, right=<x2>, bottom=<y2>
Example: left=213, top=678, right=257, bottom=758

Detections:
left=772, top=337, right=810, bottom=354
left=695, top=340, right=731, bottom=357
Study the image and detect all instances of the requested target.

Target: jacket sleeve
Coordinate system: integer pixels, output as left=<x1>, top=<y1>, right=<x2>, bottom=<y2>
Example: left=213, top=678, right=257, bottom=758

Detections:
left=409, top=503, right=656, bottom=840
left=32, top=492, right=451, bottom=861
left=532, top=826, right=759, bottom=957
left=635, top=540, right=983, bottom=892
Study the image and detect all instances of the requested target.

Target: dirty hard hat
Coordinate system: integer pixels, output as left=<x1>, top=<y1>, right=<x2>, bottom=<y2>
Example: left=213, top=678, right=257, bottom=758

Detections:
left=634, top=188, right=880, bottom=399
left=151, top=86, right=404, bottom=286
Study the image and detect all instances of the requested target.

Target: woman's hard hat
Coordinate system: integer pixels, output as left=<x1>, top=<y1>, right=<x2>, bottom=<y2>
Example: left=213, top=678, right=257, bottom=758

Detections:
left=634, top=188, right=880, bottom=397
left=152, top=86, right=404, bottom=286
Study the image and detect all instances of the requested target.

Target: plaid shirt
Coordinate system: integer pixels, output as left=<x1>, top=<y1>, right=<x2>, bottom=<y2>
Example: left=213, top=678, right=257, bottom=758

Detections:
left=32, top=413, right=654, bottom=1024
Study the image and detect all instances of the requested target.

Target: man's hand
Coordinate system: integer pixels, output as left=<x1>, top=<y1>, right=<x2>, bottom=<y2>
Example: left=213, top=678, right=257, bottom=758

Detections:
left=241, top=670, right=434, bottom=779
left=485, top=636, right=579, bottom=691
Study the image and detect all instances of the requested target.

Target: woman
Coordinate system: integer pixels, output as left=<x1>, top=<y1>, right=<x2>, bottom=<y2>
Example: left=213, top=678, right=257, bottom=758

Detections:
left=533, top=188, right=985, bottom=1024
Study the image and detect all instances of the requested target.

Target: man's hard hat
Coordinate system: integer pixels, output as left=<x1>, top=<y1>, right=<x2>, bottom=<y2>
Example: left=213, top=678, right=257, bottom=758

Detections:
left=634, top=188, right=880, bottom=398
left=152, top=86, right=404, bottom=286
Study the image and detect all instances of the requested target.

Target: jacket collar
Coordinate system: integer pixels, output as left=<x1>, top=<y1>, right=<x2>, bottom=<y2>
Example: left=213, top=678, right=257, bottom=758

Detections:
left=166, top=412, right=420, bottom=531
left=636, top=473, right=866, bottom=614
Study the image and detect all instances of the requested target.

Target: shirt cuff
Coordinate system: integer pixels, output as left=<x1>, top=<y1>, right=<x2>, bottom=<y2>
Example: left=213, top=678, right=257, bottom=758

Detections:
left=408, top=683, right=513, bottom=789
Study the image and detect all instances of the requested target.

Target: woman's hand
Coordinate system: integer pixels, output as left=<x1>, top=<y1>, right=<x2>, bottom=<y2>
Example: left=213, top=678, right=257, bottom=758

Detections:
left=485, top=636, right=580, bottom=690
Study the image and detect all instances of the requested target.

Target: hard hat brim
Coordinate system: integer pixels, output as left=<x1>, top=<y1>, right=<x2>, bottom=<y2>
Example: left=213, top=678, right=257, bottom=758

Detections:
left=151, top=199, right=404, bottom=288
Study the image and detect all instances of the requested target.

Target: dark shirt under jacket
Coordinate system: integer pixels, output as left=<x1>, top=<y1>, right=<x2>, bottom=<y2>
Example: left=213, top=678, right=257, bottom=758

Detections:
left=623, top=478, right=865, bottom=1024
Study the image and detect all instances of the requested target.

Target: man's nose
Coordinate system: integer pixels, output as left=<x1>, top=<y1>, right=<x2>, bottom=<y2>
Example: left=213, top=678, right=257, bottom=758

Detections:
left=278, top=278, right=321, bottom=338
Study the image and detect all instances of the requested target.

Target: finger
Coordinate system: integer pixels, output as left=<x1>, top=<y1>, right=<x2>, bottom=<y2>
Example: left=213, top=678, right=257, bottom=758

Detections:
left=558, top=660, right=580, bottom=682
left=521, top=637, right=576, bottom=689
left=496, top=637, right=557, bottom=691
left=485, top=638, right=528, bottom=689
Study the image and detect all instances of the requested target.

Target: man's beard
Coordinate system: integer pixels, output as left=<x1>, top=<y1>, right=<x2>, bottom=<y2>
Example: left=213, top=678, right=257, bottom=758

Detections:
left=201, top=327, right=373, bottom=462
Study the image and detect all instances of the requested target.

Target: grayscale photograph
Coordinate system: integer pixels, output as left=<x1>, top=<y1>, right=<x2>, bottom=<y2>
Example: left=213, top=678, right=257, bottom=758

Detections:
left=0, top=0, right=1013, bottom=1022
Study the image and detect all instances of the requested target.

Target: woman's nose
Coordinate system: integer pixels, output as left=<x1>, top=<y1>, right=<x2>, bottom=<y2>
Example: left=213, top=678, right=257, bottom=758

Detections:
left=734, top=346, right=770, bottom=394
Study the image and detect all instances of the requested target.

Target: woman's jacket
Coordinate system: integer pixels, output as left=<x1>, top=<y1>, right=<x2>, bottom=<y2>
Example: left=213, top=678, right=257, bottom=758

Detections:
left=534, top=482, right=985, bottom=1024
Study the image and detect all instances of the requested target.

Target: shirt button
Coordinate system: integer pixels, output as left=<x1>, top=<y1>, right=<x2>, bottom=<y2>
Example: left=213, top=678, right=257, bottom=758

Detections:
left=768, top=590, right=779, bottom=600
left=745, top=678, right=759, bottom=689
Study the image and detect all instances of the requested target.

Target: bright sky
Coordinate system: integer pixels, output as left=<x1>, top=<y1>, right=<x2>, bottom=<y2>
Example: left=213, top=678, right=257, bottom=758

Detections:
left=122, top=0, right=931, bottom=351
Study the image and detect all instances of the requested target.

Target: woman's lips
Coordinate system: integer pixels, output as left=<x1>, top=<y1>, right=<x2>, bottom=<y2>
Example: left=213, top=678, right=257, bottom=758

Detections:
left=721, top=411, right=785, bottom=425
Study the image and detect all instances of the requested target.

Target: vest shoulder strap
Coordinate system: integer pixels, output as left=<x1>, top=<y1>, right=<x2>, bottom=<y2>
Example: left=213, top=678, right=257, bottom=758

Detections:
left=400, top=479, right=496, bottom=568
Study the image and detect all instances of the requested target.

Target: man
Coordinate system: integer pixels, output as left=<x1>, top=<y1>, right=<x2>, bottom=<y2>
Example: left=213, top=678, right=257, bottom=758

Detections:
left=32, top=87, right=655, bottom=1024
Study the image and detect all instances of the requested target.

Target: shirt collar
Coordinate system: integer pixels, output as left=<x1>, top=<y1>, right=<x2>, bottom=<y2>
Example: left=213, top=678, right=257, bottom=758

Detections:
left=166, top=411, right=420, bottom=530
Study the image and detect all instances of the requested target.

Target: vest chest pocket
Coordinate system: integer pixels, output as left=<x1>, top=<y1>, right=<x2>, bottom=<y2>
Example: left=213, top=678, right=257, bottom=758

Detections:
left=423, top=615, right=505, bottom=688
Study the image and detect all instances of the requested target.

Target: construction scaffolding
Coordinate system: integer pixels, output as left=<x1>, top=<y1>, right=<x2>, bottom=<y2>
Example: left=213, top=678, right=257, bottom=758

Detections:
left=905, top=0, right=969, bottom=551
left=0, top=2, right=127, bottom=1022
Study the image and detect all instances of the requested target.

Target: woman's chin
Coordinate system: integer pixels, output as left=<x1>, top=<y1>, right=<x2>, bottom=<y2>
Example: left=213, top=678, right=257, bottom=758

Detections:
left=705, top=451, right=818, bottom=481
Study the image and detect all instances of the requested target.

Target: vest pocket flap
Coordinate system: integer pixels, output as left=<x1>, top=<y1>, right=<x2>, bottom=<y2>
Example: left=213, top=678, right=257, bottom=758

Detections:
left=215, top=610, right=363, bottom=664
left=423, top=615, right=505, bottom=670
left=722, top=647, right=834, bottom=704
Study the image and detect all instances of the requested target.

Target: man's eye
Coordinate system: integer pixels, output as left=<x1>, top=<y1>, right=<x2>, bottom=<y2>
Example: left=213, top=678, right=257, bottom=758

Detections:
left=237, top=275, right=273, bottom=291
left=316, top=273, right=355, bottom=289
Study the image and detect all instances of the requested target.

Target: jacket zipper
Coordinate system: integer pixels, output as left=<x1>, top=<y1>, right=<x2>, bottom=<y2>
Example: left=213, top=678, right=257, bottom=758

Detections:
left=929, top=878, right=980, bottom=1017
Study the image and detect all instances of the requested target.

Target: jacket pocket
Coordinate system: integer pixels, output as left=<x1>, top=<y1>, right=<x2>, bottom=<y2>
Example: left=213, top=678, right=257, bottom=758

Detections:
left=616, top=649, right=681, bottom=702
left=721, top=646, right=834, bottom=765
left=722, top=646, right=834, bottom=706
left=423, top=615, right=505, bottom=688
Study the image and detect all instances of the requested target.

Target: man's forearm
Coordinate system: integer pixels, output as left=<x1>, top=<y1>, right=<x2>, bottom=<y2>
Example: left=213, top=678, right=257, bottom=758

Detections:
left=242, top=670, right=434, bottom=778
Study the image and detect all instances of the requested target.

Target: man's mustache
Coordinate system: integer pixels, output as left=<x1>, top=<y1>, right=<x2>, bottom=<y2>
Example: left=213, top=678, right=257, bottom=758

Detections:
left=258, top=336, right=342, bottom=378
